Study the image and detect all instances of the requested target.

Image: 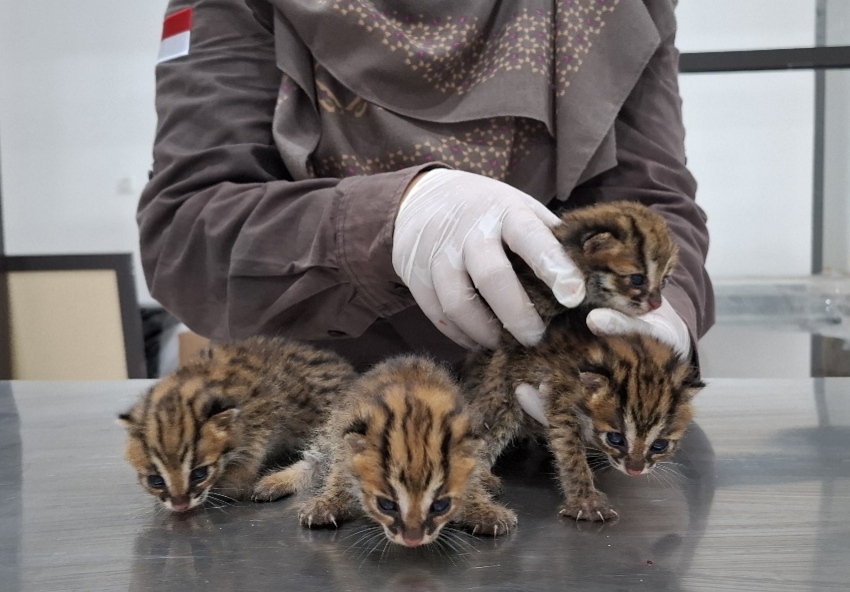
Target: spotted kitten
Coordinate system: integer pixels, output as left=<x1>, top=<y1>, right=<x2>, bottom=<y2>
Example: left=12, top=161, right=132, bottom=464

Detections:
left=466, top=313, right=704, bottom=521
left=466, top=201, right=702, bottom=521
left=118, top=336, right=357, bottom=512
left=256, top=356, right=517, bottom=547
left=513, top=200, right=679, bottom=323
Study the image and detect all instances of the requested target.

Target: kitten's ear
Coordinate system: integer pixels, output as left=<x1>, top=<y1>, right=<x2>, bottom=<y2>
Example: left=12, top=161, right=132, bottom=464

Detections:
left=579, top=371, right=609, bottom=392
left=344, top=432, right=370, bottom=455
left=684, top=384, right=705, bottom=400
left=205, top=398, right=240, bottom=432
left=343, top=418, right=370, bottom=454
left=208, top=409, right=240, bottom=434
left=456, top=436, right=483, bottom=459
left=582, top=232, right=617, bottom=255
left=580, top=371, right=612, bottom=406
left=116, top=411, right=138, bottom=433
left=676, top=365, right=706, bottom=400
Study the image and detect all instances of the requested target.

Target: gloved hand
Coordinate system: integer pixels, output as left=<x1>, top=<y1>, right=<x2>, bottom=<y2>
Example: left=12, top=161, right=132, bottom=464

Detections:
left=586, top=296, right=691, bottom=359
left=392, top=169, right=585, bottom=350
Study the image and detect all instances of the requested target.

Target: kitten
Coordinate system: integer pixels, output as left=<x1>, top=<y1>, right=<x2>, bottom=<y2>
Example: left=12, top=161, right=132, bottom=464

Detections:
left=118, top=336, right=357, bottom=512
left=254, top=356, right=517, bottom=546
left=466, top=313, right=704, bottom=521
left=465, top=200, right=701, bottom=521
left=512, top=200, right=679, bottom=323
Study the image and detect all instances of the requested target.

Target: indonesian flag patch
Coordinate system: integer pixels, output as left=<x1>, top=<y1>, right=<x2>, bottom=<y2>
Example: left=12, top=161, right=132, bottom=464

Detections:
left=157, top=8, right=192, bottom=64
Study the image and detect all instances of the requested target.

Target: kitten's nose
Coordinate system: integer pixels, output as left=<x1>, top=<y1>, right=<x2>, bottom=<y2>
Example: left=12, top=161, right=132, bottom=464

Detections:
left=648, top=292, right=662, bottom=310
left=625, top=461, right=645, bottom=476
left=402, top=527, right=424, bottom=547
left=170, top=495, right=191, bottom=512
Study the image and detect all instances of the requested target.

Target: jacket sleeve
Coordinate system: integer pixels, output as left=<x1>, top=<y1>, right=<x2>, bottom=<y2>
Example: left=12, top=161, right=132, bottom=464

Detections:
left=568, top=21, right=714, bottom=342
left=138, top=0, right=432, bottom=342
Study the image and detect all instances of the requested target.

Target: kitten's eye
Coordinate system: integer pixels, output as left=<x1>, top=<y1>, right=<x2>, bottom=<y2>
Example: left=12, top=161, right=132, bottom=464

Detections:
left=429, top=498, right=451, bottom=515
left=628, top=274, right=646, bottom=287
left=376, top=496, right=399, bottom=514
left=606, top=432, right=626, bottom=447
left=147, top=475, right=165, bottom=489
left=650, top=439, right=669, bottom=453
left=189, top=466, right=209, bottom=484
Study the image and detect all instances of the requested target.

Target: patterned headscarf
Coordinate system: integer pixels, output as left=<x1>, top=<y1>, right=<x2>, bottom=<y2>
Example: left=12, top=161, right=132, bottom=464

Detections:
left=269, top=0, right=663, bottom=202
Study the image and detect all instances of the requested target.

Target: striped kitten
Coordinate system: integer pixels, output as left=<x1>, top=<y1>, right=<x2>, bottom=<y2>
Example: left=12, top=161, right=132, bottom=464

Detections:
left=513, top=200, right=679, bottom=324
left=118, top=336, right=356, bottom=512
left=255, top=356, right=517, bottom=546
left=466, top=313, right=704, bottom=521
left=466, top=200, right=700, bottom=520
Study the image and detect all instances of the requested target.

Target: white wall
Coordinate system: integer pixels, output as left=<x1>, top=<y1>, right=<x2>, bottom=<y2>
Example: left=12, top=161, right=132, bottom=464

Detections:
left=680, top=70, right=815, bottom=277
left=677, top=0, right=817, bottom=279
left=676, top=0, right=817, bottom=53
left=0, top=0, right=169, bottom=305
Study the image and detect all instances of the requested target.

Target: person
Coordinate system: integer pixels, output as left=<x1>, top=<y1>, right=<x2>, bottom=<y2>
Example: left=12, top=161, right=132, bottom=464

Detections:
left=138, top=0, right=713, bottom=372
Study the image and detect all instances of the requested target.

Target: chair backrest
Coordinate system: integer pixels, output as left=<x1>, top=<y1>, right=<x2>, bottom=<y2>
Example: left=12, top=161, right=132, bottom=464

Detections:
left=0, top=254, right=146, bottom=380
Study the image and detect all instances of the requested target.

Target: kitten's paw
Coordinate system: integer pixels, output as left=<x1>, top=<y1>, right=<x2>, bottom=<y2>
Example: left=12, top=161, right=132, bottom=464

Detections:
left=559, top=493, right=618, bottom=523
left=459, top=503, right=518, bottom=538
left=252, top=474, right=298, bottom=502
left=299, top=497, right=343, bottom=529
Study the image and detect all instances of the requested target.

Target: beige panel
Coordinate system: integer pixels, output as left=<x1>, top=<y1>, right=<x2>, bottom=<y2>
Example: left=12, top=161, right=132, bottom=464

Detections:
left=178, top=331, right=209, bottom=365
left=8, top=270, right=128, bottom=380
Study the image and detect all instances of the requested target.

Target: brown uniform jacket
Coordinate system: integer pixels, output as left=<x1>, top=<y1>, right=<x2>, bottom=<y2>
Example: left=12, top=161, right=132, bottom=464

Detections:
left=138, top=0, right=714, bottom=370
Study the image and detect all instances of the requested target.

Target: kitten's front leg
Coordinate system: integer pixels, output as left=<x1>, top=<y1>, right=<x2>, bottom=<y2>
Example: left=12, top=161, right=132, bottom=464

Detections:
left=453, top=475, right=517, bottom=537
left=299, top=465, right=359, bottom=528
left=215, top=452, right=266, bottom=501
left=465, top=358, right=526, bottom=469
left=252, top=459, right=314, bottom=502
left=547, top=417, right=618, bottom=522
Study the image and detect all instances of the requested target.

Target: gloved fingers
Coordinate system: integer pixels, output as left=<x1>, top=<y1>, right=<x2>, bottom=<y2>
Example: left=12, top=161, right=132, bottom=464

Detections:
left=500, top=205, right=586, bottom=308
left=586, top=308, right=654, bottom=338
left=515, top=382, right=549, bottom=427
left=431, top=259, right=502, bottom=350
left=520, top=193, right=563, bottom=228
left=587, top=302, right=691, bottom=360
left=405, top=276, right=480, bottom=350
left=463, top=237, right=547, bottom=346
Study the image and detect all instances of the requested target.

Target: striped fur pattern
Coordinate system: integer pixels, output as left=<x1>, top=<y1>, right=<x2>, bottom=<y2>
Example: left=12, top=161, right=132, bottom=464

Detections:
left=513, top=200, right=679, bottom=323
left=257, top=356, right=517, bottom=547
left=118, top=336, right=357, bottom=512
left=465, top=313, right=703, bottom=521
left=465, top=200, right=699, bottom=521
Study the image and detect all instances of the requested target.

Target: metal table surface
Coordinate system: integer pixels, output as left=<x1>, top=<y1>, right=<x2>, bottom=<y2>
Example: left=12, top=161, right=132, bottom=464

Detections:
left=1, top=379, right=849, bottom=592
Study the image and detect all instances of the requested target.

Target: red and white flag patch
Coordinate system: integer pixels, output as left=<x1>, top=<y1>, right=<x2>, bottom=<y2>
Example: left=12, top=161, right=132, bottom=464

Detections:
left=157, top=8, right=192, bottom=64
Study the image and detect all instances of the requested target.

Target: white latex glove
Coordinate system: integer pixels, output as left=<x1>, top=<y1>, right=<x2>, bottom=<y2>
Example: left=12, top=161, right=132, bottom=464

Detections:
left=586, top=296, right=691, bottom=360
left=392, top=169, right=585, bottom=350
left=515, top=383, right=550, bottom=427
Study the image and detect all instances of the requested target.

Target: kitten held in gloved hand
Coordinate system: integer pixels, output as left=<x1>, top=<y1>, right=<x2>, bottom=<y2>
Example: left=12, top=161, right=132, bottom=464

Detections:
left=392, top=169, right=586, bottom=350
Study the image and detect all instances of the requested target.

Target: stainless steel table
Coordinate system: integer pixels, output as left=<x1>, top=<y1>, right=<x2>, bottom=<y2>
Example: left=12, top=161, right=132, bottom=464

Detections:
left=1, top=379, right=849, bottom=591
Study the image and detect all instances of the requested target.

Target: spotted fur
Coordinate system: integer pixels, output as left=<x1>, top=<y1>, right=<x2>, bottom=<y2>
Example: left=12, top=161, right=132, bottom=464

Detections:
left=466, top=313, right=703, bottom=521
left=259, top=356, right=516, bottom=546
left=466, top=200, right=700, bottom=521
left=514, top=200, right=679, bottom=323
left=118, top=336, right=357, bottom=512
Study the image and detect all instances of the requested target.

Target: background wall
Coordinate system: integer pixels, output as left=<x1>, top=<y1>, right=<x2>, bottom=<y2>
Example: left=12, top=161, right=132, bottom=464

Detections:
left=0, top=0, right=169, bottom=305
left=0, top=0, right=847, bottom=377
left=677, top=0, right=818, bottom=278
